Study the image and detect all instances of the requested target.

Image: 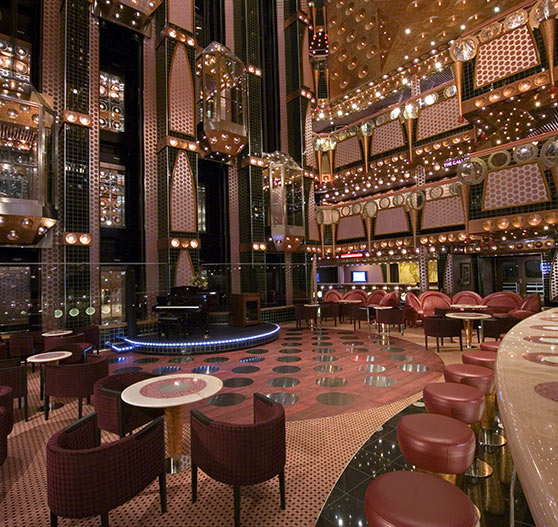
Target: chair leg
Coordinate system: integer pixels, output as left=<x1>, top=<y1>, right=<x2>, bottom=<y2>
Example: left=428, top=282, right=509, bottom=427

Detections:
left=45, top=395, right=50, bottom=421
left=78, top=398, right=83, bottom=419
left=279, top=470, right=286, bottom=510
left=424, top=335, right=428, bottom=349
left=50, top=512, right=58, bottom=527
left=436, top=337, right=440, bottom=354
left=24, top=395, right=28, bottom=421
left=159, top=472, right=167, bottom=513
left=18, top=397, right=21, bottom=409
left=101, top=512, right=109, bottom=527
left=233, top=486, right=241, bottom=527
left=459, top=335, right=463, bottom=351
left=191, top=463, right=198, bottom=503
left=86, top=395, right=90, bottom=405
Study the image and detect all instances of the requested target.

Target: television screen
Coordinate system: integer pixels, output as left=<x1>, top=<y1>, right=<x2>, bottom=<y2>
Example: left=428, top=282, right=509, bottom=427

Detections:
left=352, top=271, right=367, bottom=283
left=317, top=272, right=320, bottom=283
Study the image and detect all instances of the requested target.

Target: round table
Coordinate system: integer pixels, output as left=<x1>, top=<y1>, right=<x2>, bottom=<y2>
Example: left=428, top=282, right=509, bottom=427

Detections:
left=28, top=351, right=73, bottom=410
left=450, top=304, right=488, bottom=310
left=304, top=304, right=321, bottom=328
left=41, top=330, right=73, bottom=337
left=338, top=300, right=362, bottom=304
left=122, top=373, right=223, bottom=473
left=446, top=312, right=492, bottom=349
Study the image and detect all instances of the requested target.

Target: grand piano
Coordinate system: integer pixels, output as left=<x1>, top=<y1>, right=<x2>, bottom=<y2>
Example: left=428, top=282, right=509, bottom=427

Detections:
left=153, top=286, right=219, bottom=338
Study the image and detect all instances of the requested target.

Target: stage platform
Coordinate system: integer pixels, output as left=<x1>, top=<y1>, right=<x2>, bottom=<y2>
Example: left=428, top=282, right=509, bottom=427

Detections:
left=113, top=323, right=280, bottom=355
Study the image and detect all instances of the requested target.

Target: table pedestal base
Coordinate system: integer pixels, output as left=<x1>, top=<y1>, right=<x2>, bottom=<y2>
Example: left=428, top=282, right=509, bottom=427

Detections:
left=37, top=402, right=64, bottom=412
left=166, top=454, right=191, bottom=474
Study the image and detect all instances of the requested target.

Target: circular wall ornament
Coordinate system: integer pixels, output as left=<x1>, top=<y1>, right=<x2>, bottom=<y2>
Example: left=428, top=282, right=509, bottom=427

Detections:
left=331, top=208, right=341, bottom=223
left=341, top=205, right=351, bottom=217
left=505, top=9, right=528, bottom=30
left=450, top=37, right=478, bottom=62
left=316, top=209, right=324, bottom=225
left=541, top=138, right=558, bottom=167
left=429, top=185, right=444, bottom=200
left=54, top=309, right=63, bottom=319
left=444, top=84, right=457, bottom=98
left=488, top=150, right=511, bottom=170
left=352, top=203, right=362, bottom=215
left=457, top=158, right=487, bottom=185
left=513, top=143, right=538, bottom=164
left=390, top=107, right=401, bottom=120
left=479, top=22, right=502, bottom=42
left=449, top=181, right=462, bottom=196
left=69, top=308, right=79, bottom=317
left=392, top=194, right=404, bottom=207
left=406, top=189, right=426, bottom=210
left=379, top=197, right=391, bottom=209
left=403, top=101, right=419, bottom=120
left=363, top=200, right=377, bottom=218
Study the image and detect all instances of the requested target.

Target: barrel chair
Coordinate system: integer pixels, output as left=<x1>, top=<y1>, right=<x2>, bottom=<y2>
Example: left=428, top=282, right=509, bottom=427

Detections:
left=76, top=325, right=101, bottom=352
left=509, top=293, right=541, bottom=319
left=419, top=291, right=451, bottom=317
left=366, top=289, right=387, bottom=305
left=423, top=316, right=463, bottom=352
left=8, top=332, right=35, bottom=362
left=404, top=291, right=423, bottom=327
left=44, top=333, right=92, bottom=362
left=342, top=289, right=368, bottom=303
left=46, top=413, right=167, bottom=527
left=190, top=393, right=286, bottom=527
left=364, top=471, right=479, bottom=527
left=452, top=291, right=483, bottom=306
left=379, top=290, right=399, bottom=306
left=482, top=291, right=522, bottom=314
left=0, top=359, right=28, bottom=421
left=323, top=289, right=342, bottom=303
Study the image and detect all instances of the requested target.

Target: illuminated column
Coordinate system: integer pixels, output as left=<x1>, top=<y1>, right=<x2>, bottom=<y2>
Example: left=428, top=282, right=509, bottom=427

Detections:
left=419, top=246, right=429, bottom=292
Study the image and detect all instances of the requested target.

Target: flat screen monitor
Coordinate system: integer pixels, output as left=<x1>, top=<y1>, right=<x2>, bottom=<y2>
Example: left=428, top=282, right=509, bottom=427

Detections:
left=351, top=271, right=367, bottom=283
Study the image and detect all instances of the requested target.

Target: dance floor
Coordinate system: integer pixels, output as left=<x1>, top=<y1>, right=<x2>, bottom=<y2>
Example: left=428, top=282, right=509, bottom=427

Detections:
left=1, top=324, right=454, bottom=526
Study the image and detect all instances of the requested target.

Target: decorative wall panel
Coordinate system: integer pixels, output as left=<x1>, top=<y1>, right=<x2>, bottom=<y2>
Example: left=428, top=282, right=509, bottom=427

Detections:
left=170, top=151, right=197, bottom=232
left=337, top=215, right=365, bottom=240
left=370, top=120, right=405, bottom=156
left=482, top=162, right=550, bottom=211
left=304, top=105, right=315, bottom=168
left=475, top=25, right=539, bottom=88
left=374, top=207, right=409, bottom=236
left=168, top=43, right=195, bottom=136
left=175, top=250, right=194, bottom=286
left=301, top=29, right=312, bottom=89
left=416, top=97, right=463, bottom=141
left=168, top=0, right=194, bottom=33
left=335, top=136, right=361, bottom=168
left=421, top=196, right=465, bottom=229
left=307, top=181, right=320, bottom=241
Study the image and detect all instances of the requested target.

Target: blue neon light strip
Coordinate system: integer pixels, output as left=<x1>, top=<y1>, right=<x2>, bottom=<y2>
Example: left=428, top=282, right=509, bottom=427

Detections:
left=122, top=324, right=280, bottom=348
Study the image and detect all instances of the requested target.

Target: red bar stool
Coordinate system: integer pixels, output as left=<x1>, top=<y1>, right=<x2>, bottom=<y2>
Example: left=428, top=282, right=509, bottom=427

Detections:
left=463, top=351, right=497, bottom=370
left=364, top=471, right=479, bottom=527
left=423, top=382, right=485, bottom=425
left=480, top=341, right=500, bottom=352
left=443, top=364, right=495, bottom=430
left=397, top=413, right=476, bottom=485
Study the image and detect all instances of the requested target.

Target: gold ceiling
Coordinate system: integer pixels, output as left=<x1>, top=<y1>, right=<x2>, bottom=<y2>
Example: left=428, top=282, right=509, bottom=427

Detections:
left=327, top=0, right=524, bottom=99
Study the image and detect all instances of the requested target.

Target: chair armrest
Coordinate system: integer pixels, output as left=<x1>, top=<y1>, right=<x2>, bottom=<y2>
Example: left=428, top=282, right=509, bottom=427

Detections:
left=254, top=393, right=274, bottom=406
left=99, top=387, right=122, bottom=397
left=191, top=409, right=213, bottom=425
left=65, top=412, right=98, bottom=432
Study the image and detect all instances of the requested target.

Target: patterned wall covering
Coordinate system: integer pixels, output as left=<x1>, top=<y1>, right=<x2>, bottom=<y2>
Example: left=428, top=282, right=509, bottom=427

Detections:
left=416, top=97, right=464, bottom=141
left=307, top=181, right=320, bottom=241
left=374, top=207, right=409, bottom=236
left=168, top=43, right=195, bottom=136
left=169, top=151, right=197, bottom=232
left=444, top=253, right=455, bottom=295
left=335, top=136, right=361, bottom=168
left=174, top=249, right=194, bottom=286
left=301, top=29, right=312, bottom=89
left=370, top=120, right=405, bottom=156
left=168, top=0, right=194, bottom=32
left=228, top=164, right=241, bottom=294
left=304, top=105, right=315, bottom=168
left=475, top=25, right=539, bottom=88
left=336, top=215, right=365, bottom=240
left=550, top=251, right=558, bottom=301
left=421, top=196, right=465, bottom=229
left=482, top=162, right=550, bottom=211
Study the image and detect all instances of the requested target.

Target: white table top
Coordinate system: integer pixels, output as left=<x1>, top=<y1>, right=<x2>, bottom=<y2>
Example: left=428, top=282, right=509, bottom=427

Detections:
left=450, top=304, right=488, bottom=309
left=121, top=373, right=223, bottom=409
left=338, top=299, right=362, bottom=304
left=42, top=330, right=73, bottom=337
left=304, top=304, right=319, bottom=307
left=27, top=351, right=73, bottom=364
left=373, top=306, right=393, bottom=310
left=446, top=312, right=492, bottom=321
left=497, top=308, right=558, bottom=525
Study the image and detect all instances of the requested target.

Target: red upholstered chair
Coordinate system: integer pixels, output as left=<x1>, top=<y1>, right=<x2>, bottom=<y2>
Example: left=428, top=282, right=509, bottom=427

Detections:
left=8, top=332, right=35, bottom=361
left=76, top=325, right=101, bottom=352
left=404, top=292, right=423, bottom=326
left=46, top=413, right=167, bottom=527
left=323, top=289, right=342, bottom=303
left=451, top=291, right=483, bottom=305
left=342, top=289, right=368, bottom=303
left=419, top=291, right=451, bottom=317
left=93, top=372, right=164, bottom=438
left=366, top=289, right=387, bottom=305
left=44, top=355, right=109, bottom=420
left=379, top=291, right=399, bottom=306
left=0, top=385, right=14, bottom=466
left=190, top=393, right=286, bottom=527
left=364, top=471, right=478, bottom=527
left=510, top=293, right=541, bottom=319
left=0, top=359, right=28, bottom=421
left=351, top=304, right=369, bottom=331
left=423, top=316, right=463, bottom=352
left=482, top=291, right=522, bottom=314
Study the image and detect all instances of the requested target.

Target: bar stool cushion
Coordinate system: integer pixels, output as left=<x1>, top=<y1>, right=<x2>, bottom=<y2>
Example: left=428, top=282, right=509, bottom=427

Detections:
left=444, top=364, right=495, bottom=395
left=397, top=414, right=476, bottom=474
left=423, top=382, right=485, bottom=425
left=480, top=341, right=500, bottom=352
left=462, top=351, right=497, bottom=370
left=364, top=471, right=478, bottom=527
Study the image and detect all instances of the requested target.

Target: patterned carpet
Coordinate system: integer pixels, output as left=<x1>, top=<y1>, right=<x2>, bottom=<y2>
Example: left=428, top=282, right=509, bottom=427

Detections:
left=1, top=324, right=464, bottom=526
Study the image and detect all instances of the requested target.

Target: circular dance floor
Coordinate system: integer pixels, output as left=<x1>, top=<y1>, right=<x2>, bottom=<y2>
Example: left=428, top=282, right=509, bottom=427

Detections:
left=108, top=325, right=444, bottom=422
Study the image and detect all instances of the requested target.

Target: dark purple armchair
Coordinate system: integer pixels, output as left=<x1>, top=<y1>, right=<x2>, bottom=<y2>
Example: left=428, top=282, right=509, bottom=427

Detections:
left=191, top=393, right=286, bottom=527
left=44, top=334, right=92, bottom=361
left=46, top=413, right=166, bottom=527
left=482, top=316, right=520, bottom=340
left=93, top=372, right=164, bottom=438
left=76, top=325, right=101, bottom=352
left=423, top=316, right=463, bottom=353
left=319, top=302, right=339, bottom=326
left=0, top=385, right=14, bottom=465
left=0, top=359, right=27, bottom=421
left=294, top=304, right=317, bottom=329
left=44, top=355, right=109, bottom=420
left=8, top=332, right=35, bottom=361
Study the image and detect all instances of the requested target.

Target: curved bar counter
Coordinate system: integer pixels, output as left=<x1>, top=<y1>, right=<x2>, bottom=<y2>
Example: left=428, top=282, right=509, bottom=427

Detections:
left=497, top=308, right=558, bottom=526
